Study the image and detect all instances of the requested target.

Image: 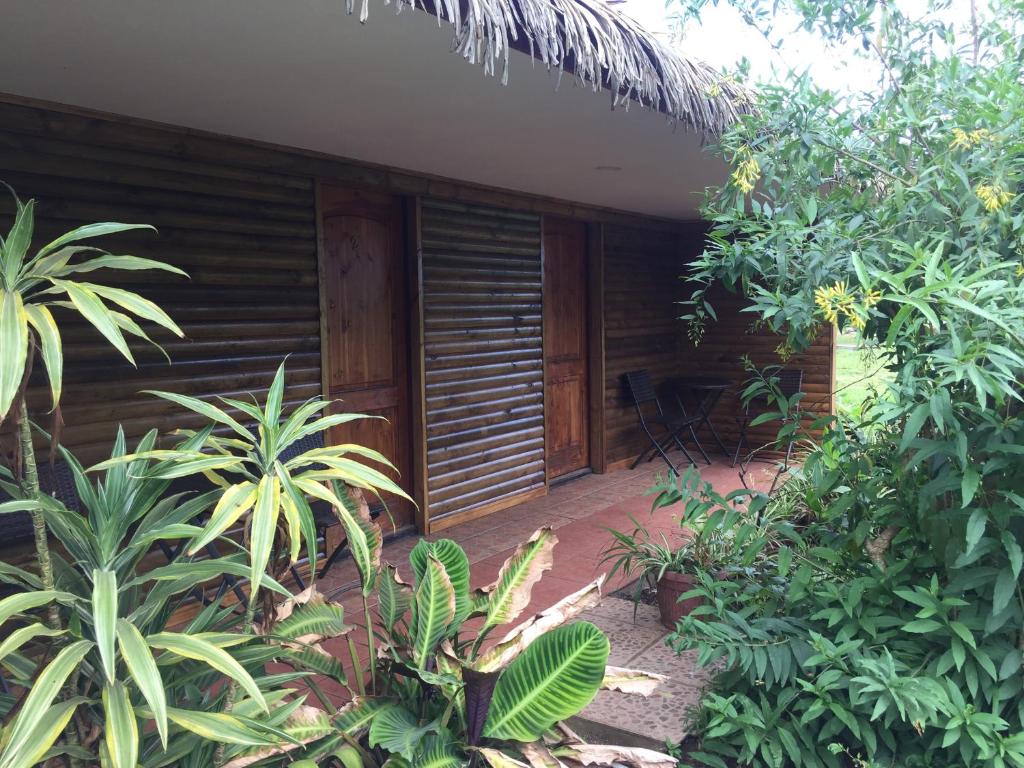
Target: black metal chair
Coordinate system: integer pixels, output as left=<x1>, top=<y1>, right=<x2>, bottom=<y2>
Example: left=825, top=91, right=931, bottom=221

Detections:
left=732, top=367, right=805, bottom=474
left=624, top=370, right=704, bottom=472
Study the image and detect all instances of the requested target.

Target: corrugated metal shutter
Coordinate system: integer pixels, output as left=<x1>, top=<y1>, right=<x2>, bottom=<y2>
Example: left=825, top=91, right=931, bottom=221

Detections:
left=420, top=199, right=545, bottom=524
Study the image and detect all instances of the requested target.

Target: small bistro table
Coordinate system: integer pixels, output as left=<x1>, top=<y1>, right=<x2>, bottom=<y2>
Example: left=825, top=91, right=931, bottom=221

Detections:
left=671, top=376, right=733, bottom=459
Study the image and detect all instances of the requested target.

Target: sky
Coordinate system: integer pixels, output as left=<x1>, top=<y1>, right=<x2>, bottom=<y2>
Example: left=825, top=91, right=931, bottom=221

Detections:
left=616, top=0, right=979, bottom=93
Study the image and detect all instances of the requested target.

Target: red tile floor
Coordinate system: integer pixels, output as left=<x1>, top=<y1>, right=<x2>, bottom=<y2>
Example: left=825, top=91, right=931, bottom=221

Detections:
left=301, top=452, right=777, bottom=708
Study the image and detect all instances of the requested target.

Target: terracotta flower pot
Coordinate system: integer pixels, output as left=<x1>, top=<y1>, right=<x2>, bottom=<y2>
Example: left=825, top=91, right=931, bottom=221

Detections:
left=656, top=571, right=702, bottom=629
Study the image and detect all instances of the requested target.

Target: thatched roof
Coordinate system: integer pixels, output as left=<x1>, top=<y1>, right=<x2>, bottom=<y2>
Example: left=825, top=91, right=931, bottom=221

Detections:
left=345, top=0, right=752, bottom=139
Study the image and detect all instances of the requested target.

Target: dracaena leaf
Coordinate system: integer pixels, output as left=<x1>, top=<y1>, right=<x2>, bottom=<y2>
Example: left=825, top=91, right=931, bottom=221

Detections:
left=147, top=632, right=267, bottom=713
left=116, top=618, right=168, bottom=748
left=0, top=640, right=93, bottom=768
left=102, top=681, right=139, bottom=768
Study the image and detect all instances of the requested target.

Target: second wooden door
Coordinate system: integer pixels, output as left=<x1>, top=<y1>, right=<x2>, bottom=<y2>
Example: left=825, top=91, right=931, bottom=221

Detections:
left=319, top=183, right=413, bottom=525
left=543, top=218, right=589, bottom=479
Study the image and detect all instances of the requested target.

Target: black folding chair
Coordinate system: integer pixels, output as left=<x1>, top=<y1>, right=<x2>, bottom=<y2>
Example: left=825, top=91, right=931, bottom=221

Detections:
left=624, top=370, right=703, bottom=472
left=732, top=367, right=804, bottom=477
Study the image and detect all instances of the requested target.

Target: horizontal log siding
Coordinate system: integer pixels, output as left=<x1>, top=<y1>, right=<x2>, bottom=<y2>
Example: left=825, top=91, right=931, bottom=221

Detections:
left=420, top=200, right=545, bottom=524
left=602, top=225, right=834, bottom=467
left=603, top=224, right=690, bottom=466
left=685, top=287, right=834, bottom=455
left=0, top=102, right=319, bottom=465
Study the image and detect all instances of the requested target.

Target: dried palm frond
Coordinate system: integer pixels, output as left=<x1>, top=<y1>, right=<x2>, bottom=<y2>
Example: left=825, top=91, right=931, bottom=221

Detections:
left=346, top=0, right=753, bottom=138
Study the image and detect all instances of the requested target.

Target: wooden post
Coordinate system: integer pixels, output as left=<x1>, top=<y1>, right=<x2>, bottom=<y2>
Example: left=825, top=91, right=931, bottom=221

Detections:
left=407, top=197, right=430, bottom=533
left=586, top=222, right=606, bottom=473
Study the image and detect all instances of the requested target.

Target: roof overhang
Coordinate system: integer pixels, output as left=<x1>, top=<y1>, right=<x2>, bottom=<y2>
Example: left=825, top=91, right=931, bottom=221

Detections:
left=0, top=0, right=744, bottom=219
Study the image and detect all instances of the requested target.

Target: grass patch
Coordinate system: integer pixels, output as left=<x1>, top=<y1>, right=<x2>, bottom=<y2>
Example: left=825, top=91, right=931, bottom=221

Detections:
left=835, top=333, right=894, bottom=416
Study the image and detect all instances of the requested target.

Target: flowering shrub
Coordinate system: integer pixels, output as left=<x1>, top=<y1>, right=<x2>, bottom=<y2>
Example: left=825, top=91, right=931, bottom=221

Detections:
left=672, top=1, right=1024, bottom=766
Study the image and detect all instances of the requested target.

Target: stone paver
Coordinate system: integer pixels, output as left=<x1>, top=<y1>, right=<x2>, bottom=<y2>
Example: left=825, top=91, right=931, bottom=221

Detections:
left=574, top=598, right=708, bottom=749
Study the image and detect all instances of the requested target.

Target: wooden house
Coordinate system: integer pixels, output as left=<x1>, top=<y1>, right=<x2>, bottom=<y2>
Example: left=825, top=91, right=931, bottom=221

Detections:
left=0, top=0, right=833, bottom=534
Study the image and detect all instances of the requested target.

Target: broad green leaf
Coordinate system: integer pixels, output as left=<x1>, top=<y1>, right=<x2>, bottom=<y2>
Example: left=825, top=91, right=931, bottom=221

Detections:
left=93, top=568, right=119, bottom=682
left=333, top=697, right=390, bottom=734
left=411, top=539, right=470, bottom=630
left=483, top=621, right=609, bottom=741
left=480, top=528, right=556, bottom=632
left=116, top=618, right=168, bottom=748
left=367, top=705, right=436, bottom=761
left=103, top=681, right=139, bottom=768
left=377, top=565, right=413, bottom=631
left=274, top=599, right=350, bottom=643
left=0, top=290, right=28, bottom=420
left=414, top=733, right=466, bottom=768
left=411, top=556, right=456, bottom=669
left=147, top=632, right=268, bottom=713
left=993, top=569, right=1016, bottom=614
left=23, top=304, right=62, bottom=411
left=0, top=640, right=93, bottom=768
left=279, top=645, right=348, bottom=683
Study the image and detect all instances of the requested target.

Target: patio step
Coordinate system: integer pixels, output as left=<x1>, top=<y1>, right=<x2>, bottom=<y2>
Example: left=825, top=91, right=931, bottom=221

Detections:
left=572, top=597, right=710, bottom=750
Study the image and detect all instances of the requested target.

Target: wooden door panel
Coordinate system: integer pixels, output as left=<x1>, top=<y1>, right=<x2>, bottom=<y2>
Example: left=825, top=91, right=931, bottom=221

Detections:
left=320, top=184, right=412, bottom=522
left=544, top=218, right=589, bottom=479
left=323, top=215, right=395, bottom=390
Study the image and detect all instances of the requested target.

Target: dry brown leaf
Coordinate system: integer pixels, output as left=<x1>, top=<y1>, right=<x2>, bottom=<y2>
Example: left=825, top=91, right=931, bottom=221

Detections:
left=601, top=666, right=669, bottom=696
left=222, top=705, right=331, bottom=768
left=473, top=575, right=605, bottom=672
left=555, top=744, right=677, bottom=768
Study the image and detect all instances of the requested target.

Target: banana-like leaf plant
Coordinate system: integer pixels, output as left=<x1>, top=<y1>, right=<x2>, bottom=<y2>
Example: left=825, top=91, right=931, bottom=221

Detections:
left=253, top=528, right=677, bottom=768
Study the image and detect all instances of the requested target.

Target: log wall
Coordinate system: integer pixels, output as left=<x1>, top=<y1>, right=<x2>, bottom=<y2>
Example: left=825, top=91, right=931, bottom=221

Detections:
left=601, top=222, right=834, bottom=468
left=0, top=102, right=321, bottom=466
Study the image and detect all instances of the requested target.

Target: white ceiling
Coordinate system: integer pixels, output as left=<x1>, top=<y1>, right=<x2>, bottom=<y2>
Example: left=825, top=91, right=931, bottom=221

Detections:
left=0, top=0, right=727, bottom=219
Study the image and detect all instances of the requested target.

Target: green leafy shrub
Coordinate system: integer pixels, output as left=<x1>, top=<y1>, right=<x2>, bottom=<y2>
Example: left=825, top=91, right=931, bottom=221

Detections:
left=667, top=1, right=1024, bottom=765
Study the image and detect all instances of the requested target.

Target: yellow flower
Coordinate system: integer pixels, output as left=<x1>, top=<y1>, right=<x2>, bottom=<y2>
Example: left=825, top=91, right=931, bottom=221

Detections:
left=863, top=289, right=883, bottom=308
left=975, top=182, right=1013, bottom=213
left=815, top=280, right=878, bottom=329
left=1016, top=264, right=1024, bottom=278
left=731, top=147, right=761, bottom=195
left=950, top=127, right=993, bottom=150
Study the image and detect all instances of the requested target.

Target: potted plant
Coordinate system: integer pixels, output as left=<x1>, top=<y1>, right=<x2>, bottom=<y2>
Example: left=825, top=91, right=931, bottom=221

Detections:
left=600, top=514, right=729, bottom=629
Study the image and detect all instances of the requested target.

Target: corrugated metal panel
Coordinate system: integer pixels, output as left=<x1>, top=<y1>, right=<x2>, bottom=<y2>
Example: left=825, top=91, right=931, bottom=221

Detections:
left=420, top=199, right=545, bottom=523
left=0, top=101, right=320, bottom=466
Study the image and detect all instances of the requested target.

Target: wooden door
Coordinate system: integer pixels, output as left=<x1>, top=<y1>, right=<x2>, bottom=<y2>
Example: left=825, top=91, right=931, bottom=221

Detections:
left=319, top=184, right=413, bottom=524
left=543, top=218, right=589, bottom=479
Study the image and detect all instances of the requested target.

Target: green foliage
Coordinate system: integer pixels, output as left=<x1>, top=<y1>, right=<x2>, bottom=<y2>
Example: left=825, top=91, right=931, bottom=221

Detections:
left=668, top=2, right=1024, bottom=766
left=294, top=533, right=670, bottom=768
left=0, top=187, right=184, bottom=421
